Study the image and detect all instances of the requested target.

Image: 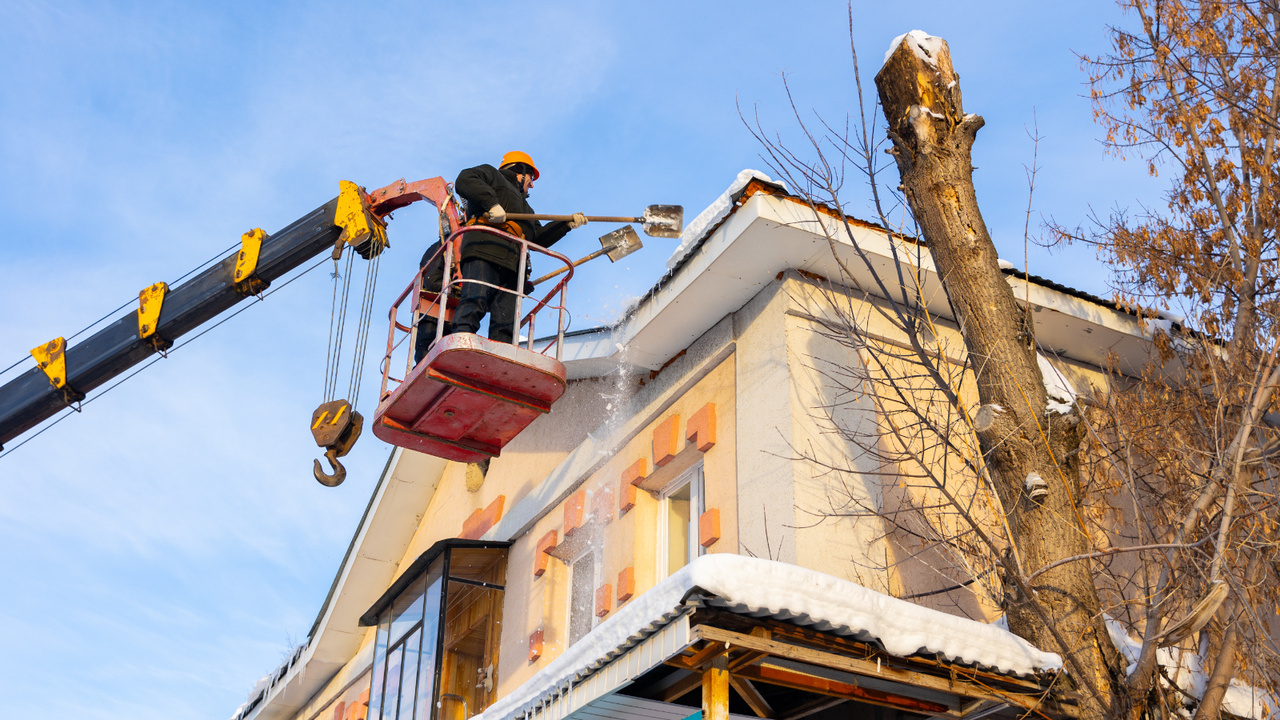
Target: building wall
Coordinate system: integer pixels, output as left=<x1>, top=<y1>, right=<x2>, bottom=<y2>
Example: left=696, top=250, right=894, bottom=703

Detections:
left=495, top=332, right=738, bottom=700
left=284, top=268, right=1123, bottom=720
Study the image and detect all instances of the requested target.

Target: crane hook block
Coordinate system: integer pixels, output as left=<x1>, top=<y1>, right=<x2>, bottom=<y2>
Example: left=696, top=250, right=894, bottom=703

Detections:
left=233, top=228, right=270, bottom=297
left=311, top=398, right=364, bottom=487
left=334, top=180, right=389, bottom=261
left=137, top=282, right=173, bottom=353
left=30, top=337, right=85, bottom=406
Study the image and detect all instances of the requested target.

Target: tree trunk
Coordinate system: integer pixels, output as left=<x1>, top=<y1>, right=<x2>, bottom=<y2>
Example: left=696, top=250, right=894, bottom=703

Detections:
left=875, top=34, right=1123, bottom=719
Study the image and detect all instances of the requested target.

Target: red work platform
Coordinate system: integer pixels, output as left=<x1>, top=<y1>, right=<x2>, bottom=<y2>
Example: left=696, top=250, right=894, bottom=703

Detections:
left=371, top=333, right=567, bottom=463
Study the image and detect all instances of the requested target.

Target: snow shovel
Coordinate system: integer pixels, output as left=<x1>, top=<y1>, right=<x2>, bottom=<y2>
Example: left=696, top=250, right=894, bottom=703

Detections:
left=531, top=226, right=642, bottom=286
left=506, top=204, right=683, bottom=238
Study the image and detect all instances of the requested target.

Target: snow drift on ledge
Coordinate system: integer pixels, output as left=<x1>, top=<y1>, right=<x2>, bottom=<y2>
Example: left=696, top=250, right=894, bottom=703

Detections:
left=665, top=170, right=785, bottom=270
left=477, top=554, right=1060, bottom=720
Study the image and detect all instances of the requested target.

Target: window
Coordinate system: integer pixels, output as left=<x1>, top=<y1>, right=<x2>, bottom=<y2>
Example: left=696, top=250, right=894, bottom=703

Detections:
left=658, top=463, right=704, bottom=577
left=362, top=541, right=508, bottom=720
left=566, top=546, right=601, bottom=646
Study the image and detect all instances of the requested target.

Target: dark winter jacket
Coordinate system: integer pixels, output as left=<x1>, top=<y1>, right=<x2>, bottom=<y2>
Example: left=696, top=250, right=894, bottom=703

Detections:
left=419, top=240, right=446, bottom=292
left=454, top=164, right=572, bottom=272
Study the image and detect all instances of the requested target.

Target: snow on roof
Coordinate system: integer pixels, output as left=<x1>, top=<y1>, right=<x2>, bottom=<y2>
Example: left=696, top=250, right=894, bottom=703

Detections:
left=1105, top=617, right=1275, bottom=720
left=883, top=30, right=946, bottom=69
left=478, top=554, right=1060, bottom=720
left=665, top=169, right=785, bottom=270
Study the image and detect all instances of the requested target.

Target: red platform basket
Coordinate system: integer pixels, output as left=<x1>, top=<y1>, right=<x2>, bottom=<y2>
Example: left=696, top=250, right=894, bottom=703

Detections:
left=372, top=333, right=566, bottom=463
left=372, top=225, right=574, bottom=462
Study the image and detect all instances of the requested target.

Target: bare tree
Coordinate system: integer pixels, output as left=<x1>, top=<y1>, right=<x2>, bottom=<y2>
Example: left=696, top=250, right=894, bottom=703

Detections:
left=745, top=5, right=1280, bottom=720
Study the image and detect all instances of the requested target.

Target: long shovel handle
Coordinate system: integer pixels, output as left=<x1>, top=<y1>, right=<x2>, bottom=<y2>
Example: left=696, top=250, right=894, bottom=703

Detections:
left=531, top=247, right=610, bottom=285
left=506, top=213, right=642, bottom=224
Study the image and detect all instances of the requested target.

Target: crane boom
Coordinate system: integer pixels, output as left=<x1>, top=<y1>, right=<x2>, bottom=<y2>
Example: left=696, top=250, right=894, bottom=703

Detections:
left=0, top=182, right=398, bottom=451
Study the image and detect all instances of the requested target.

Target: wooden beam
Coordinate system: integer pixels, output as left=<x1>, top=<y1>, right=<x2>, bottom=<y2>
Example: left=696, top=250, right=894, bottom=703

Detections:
left=734, top=614, right=1048, bottom=695
left=728, top=650, right=768, bottom=673
left=703, top=654, right=730, bottom=720
left=685, top=641, right=727, bottom=670
left=737, top=662, right=952, bottom=715
left=729, top=675, right=774, bottom=718
left=656, top=671, right=702, bottom=703
left=692, top=625, right=1046, bottom=713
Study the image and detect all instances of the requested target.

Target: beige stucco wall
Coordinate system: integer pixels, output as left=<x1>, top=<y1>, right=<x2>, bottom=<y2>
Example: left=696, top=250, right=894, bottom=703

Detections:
left=287, top=268, right=1124, bottom=719
left=778, top=273, right=1114, bottom=621
left=495, top=348, right=738, bottom=700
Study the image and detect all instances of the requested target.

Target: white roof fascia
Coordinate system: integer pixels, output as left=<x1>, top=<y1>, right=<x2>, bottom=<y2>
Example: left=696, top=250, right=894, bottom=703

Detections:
left=243, top=448, right=449, bottom=720
left=545, top=189, right=1157, bottom=380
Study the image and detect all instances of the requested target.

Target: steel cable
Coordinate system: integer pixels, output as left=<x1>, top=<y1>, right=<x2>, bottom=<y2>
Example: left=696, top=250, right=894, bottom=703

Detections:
left=348, top=251, right=381, bottom=409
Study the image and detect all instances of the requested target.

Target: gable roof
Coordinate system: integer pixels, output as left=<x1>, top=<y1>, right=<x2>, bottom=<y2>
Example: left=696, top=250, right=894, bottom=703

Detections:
left=548, top=171, right=1158, bottom=381
left=235, top=169, right=1158, bottom=720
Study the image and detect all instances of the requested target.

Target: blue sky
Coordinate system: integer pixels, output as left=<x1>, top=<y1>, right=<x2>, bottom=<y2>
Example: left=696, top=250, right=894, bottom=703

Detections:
left=0, top=2, right=1160, bottom=718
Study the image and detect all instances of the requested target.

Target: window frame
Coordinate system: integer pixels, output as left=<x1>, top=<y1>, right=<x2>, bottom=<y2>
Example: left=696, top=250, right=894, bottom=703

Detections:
left=565, top=542, right=603, bottom=646
left=656, top=462, right=705, bottom=579
left=360, top=539, right=509, bottom=720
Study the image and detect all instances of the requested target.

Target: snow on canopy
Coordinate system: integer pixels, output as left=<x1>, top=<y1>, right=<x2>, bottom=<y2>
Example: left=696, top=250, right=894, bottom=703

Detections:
left=477, top=554, right=1060, bottom=720
left=666, top=169, right=785, bottom=270
left=883, top=30, right=947, bottom=69
left=1105, top=616, right=1275, bottom=720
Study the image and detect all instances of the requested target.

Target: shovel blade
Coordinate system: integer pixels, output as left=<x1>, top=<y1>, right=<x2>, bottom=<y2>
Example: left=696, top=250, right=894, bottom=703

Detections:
left=600, top=226, right=643, bottom=262
left=641, top=205, right=683, bottom=238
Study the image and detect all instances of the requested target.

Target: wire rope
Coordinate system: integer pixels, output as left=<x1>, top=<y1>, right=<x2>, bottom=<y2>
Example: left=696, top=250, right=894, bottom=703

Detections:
left=323, top=255, right=342, bottom=402
left=325, top=250, right=356, bottom=402
left=0, top=256, right=329, bottom=461
left=348, top=251, right=381, bottom=409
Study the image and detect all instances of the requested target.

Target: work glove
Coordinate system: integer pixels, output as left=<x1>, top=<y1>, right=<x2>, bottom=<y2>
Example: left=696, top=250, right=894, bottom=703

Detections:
left=568, top=212, right=588, bottom=230
left=484, top=204, right=507, bottom=224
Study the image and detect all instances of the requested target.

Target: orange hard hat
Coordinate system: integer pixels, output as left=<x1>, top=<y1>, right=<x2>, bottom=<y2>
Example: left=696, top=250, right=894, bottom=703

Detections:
left=499, top=151, right=540, bottom=180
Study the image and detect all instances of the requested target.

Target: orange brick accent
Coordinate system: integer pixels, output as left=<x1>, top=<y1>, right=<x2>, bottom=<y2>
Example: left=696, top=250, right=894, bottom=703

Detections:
left=333, top=702, right=345, bottom=720
left=699, top=508, right=721, bottom=548
left=617, top=566, right=635, bottom=604
left=621, top=457, right=648, bottom=486
left=653, top=414, right=681, bottom=467
left=351, top=688, right=369, bottom=720
left=534, top=530, right=558, bottom=577
left=686, top=403, right=717, bottom=452
left=619, top=476, right=637, bottom=515
left=460, top=495, right=505, bottom=540
left=591, top=486, right=614, bottom=524
left=528, top=627, right=544, bottom=662
left=564, top=489, right=586, bottom=537
left=595, top=583, right=613, bottom=617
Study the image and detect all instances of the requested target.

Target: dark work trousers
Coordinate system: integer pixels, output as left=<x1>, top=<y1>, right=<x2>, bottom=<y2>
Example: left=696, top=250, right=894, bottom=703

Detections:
left=451, top=259, right=524, bottom=344
left=413, top=316, right=451, bottom=364
left=413, top=240, right=451, bottom=364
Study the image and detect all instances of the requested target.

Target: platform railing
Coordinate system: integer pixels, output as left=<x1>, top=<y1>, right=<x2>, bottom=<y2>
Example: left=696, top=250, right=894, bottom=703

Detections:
left=379, top=226, right=575, bottom=401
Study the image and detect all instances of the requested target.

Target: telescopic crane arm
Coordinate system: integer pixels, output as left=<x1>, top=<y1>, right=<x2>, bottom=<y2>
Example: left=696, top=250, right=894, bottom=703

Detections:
left=0, top=178, right=455, bottom=452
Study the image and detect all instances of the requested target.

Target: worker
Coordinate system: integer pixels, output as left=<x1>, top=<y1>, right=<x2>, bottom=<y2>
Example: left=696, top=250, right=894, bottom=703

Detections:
left=413, top=239, right=451, bottom=364
left=451, top=152, right=586, bottom=343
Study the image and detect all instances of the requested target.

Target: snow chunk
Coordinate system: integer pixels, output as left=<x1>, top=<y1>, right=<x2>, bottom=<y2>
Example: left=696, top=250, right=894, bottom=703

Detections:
left=998, top=258, right=1015, bottom=270
left=1037, top=353, right=1077, bottom=414
left=1144, top=317, right=1173, bottom=336
left=1024, top=472, right=1049, bottom=500
left=477, top=555, right=1060, bottom=720
left=665, top=169, right=785, bottom=270
left=1105, top=617, right=1275, bottom=720
left=883, top=30, right=946, bottom=68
